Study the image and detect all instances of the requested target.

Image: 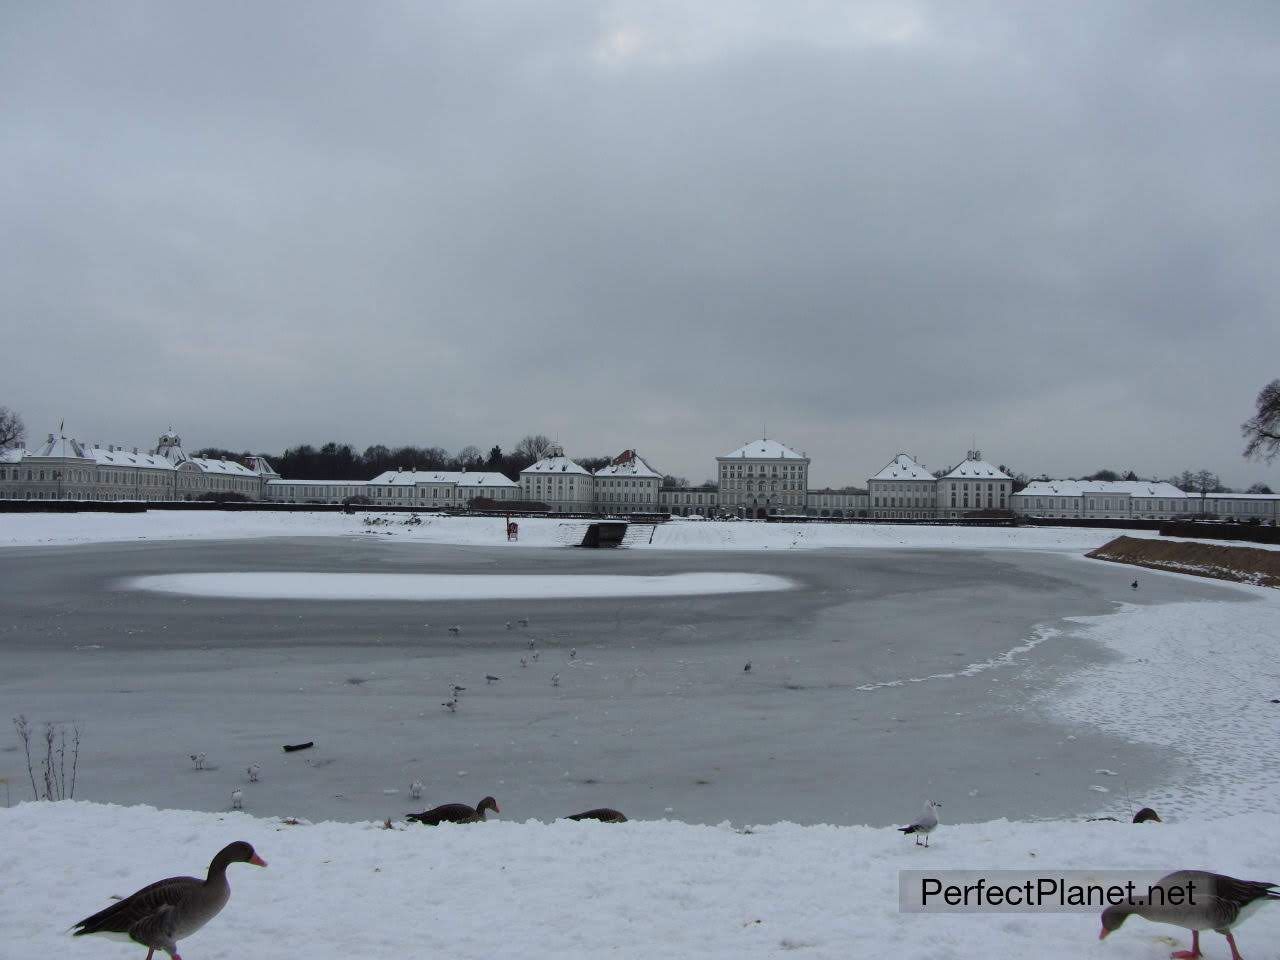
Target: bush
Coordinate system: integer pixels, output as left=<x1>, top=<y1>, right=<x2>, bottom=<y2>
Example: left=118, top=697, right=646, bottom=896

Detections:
left=13, top=715, right=80, bottom=800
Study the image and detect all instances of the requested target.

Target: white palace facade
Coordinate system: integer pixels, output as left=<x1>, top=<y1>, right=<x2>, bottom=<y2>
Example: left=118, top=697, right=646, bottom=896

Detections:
left=2, top=427, right=1276, bottom=523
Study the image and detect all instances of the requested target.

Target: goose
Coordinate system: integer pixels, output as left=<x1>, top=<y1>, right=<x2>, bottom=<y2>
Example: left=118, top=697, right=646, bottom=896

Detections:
left=71, top=841, right=266, bottom=960
left=566, top=808, right=628, bottom=823
left=407, top=796, right=499, bottom=825
left=898, top=800, right=940, bottom=847
left=1131, top=579, right=1139, bottom=590
left=1100, top=870, right=1280, bottom=960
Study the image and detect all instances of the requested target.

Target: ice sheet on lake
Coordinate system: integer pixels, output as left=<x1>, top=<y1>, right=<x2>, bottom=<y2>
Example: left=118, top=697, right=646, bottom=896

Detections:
left=125, top=571, right=794, bottom=600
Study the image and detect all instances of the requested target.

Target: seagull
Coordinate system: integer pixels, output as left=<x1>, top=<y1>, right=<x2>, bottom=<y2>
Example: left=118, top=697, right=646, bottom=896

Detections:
left=230, top=788, right=243, bottom=810
left=486, top=675, right=501, bottom=685
left=443, top=698, right=458, bottom=712
left=410, top=779, right=424, bottom=800
left=744, top=661, right=752, bottom=672
left=71, top=841, right=266, bottom=959
left=505, top=622, right=512, bottom=630
left=448, top=625, right=462, bottom=635
left=246, top=763, right=260, bottom=783
left=552, top=673, right=560, bottom=687
left=898, top=800, right=941, bottom=847
left=451, top=684, right=466, bottom=695
left=518, top=618, right=529, bottom=627
left=1100, top=870, right=1280, bottom=960
left=189, top=753, right=207, bottom=771
left=570, top=648, right=577, bottom=659
left=532, top=651, right=540, bottom=661
left=520, top=657, right=528, bottom=668
left=527, top=639, right=536, bottom=650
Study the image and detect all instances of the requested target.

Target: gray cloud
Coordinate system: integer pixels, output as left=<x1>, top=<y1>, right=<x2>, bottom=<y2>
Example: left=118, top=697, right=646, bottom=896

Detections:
left=3, top=1, right=1279, bottom=487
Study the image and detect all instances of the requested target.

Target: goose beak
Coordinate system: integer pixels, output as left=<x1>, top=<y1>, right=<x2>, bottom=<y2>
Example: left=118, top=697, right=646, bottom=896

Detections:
left=1098, top=927, right=1109, bottom=940
left=250, top=854, right=268, bottom=867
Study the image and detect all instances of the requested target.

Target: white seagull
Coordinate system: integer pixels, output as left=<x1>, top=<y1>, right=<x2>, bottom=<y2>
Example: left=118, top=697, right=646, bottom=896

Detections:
left=898, top=800, right=941, bottom=847
left=230, top=788, right=243, bottom=810
left=410, top=779, right=424, bottom=799
left=246, top=763, right=260, bottom=783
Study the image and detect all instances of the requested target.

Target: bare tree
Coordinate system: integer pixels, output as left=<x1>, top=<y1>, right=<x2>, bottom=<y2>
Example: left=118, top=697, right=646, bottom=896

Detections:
left=1242, top=379, right=1280, bottom=463
left=0, top=406, right=24, bottom=448
left=455, top=445, right=484, bottom=469
left=513, top=434, right=557, bottom=467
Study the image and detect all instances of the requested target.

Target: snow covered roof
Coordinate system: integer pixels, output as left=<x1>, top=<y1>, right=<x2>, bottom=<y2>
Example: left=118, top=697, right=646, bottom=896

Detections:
left=29, top=435, right=93, bottom=460
left=369, top=470, right=518, bottom=487
left=870, top=454, right=933, bottom=481
left=941, top=459, right=1010, bottom=481
left=189, top=456, right=256, bottom=476
left=1205, top=492, right=1280, bottom=501
left=94, top=447, right=175, bottom=469
left=266, top=478, right=370, bottom=487
left=719, top=438, right=806, bottom=460
left=521, top=456, right=591, bottom=476
left=595, top=450, right=662, bottom=479
left=1016, top=480, right=1187, bottom=498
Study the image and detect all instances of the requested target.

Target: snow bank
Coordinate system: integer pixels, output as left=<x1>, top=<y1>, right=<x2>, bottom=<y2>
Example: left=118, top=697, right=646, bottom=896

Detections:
left=8, top=801, right=1280, bottom=960
left=125, top=571, right=794, bottom=600
left=0, top=510, right=1163, bottom=554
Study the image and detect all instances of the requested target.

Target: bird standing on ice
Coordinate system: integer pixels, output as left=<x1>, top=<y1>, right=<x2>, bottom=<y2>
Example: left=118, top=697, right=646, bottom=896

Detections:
left=551, top=673, right=560, bottom=687
left=246, top=764, right=260, bottom=783
left=1131, top=579, right=1139, bottom=590
left=1100, top=870, right=1280, bottom=960
left=744, top=661, right=752, bottom=673
left=442, top=697, right=457, bottom=713
left=898, top=800, right=940, bottom=846
left=71, top=840, right=266, bottom=960
left=448, top=625, right=462, bottom=635
left=230, top=789, right=243, bottom=810
left=410, top=779, right=424, bottom=800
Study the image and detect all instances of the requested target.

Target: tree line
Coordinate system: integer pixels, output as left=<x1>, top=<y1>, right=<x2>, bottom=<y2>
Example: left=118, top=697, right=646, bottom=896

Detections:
left=191, top=434, right=612, bottom=483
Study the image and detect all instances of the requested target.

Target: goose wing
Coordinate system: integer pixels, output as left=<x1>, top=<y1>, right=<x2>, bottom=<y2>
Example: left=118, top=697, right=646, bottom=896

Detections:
left=72, top=876, right=200, bottom=936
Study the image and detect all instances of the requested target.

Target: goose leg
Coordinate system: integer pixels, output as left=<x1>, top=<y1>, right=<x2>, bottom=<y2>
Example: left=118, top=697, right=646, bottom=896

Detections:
left=1170, top=929, right=1201, bottom=959
left=1222, top=931, right=1244, bottom=960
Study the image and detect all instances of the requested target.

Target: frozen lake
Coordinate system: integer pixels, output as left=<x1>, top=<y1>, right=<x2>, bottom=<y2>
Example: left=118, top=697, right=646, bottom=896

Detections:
left=0, top=535, right=1242, bottom=826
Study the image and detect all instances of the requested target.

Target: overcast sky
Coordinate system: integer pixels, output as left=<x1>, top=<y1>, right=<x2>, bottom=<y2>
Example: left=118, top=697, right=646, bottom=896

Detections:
left=4, top=1, right=1279, bottom=488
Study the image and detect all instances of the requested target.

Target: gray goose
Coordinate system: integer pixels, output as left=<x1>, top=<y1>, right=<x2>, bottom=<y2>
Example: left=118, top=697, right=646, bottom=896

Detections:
left=71, top=840, right=266, bottom=960
left=1099, top=870, right=1280, bottom=960
left=406, top=796, right=499, bottom=825
left=566, top=807, right=628, bottom=823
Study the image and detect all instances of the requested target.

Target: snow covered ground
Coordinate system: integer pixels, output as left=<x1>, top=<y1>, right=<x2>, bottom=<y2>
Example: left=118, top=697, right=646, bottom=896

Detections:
left=7, top=800, right=1280, bottom=960
left=1047, top=590, right=1280, bottom=819
left=0, top=509, right=1163, bottom=553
